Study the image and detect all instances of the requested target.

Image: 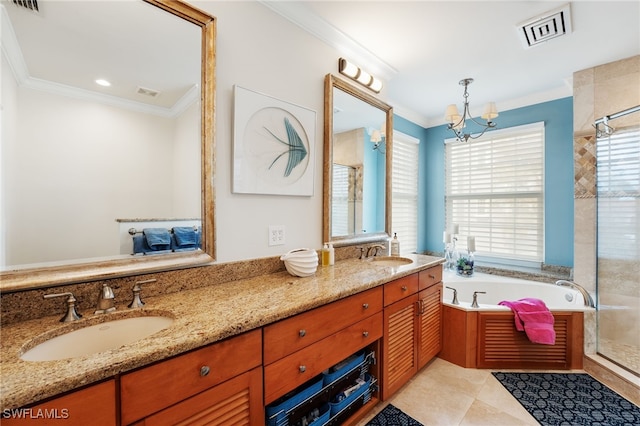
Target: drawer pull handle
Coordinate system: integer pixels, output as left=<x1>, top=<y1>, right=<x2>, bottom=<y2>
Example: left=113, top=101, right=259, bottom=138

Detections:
left=401, top=286, right=408, bottom=291
left=429, top=274, right=436, bottom=279
left=362, top=331, right=369, bottom=337
left=299, top=329, right=306, bottom=337
left=200, top=366, right=210, bottom=377
left=362, top=303, right=369, bottom=309
left=299, top=365, right=306, bottom=373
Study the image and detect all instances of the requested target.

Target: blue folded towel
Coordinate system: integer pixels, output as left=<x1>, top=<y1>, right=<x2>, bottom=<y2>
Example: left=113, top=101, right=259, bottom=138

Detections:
left=173, top=227, right=198, bottom=246
left=143, top=228, right=171, bottom=250
left=132, top=235, right=172, bottom=255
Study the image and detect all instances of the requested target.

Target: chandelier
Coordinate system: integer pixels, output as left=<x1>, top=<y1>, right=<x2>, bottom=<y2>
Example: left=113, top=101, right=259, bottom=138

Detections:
left=444, top=78, right=498, bottom=142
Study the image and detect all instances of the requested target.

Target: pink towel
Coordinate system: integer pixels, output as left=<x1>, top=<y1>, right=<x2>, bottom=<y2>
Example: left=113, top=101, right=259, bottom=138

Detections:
left=498, top=298, right=556, bottom=345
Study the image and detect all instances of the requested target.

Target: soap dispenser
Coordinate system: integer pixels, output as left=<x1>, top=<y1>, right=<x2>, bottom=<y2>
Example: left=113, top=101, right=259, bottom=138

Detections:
left=328, top=243, right=335, bottom=265
left=322, top=243, right=331, bottom=266
left=390, top=233, right=400, bottom=256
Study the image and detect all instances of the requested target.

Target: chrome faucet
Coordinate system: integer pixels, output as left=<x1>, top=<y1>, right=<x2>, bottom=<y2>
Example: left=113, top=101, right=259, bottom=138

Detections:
left=555, top=280, right=596, bottom=308
left=471, top=291, right=486, bottom=308
left=445, top=286, right=459, bottom=305
left=128, top=279, right=156, bottom=308
left=44, top=292, right=82, bottom=322
left=95, top=283, right=116, bottom=314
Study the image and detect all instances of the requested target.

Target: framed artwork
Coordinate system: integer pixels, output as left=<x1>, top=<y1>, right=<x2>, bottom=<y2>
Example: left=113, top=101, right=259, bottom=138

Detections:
left=232, top=85, right=316, bottom=196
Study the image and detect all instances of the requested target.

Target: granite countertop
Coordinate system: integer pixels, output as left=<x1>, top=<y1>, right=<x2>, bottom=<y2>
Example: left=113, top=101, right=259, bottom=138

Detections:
left=1, top=254, right=444, bottom=410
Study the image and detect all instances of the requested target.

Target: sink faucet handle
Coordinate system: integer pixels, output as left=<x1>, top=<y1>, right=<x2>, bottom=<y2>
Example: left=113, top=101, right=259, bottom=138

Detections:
left=43, top=292, right=82, bottom=322
left=128, top=279, right=156, bottom=309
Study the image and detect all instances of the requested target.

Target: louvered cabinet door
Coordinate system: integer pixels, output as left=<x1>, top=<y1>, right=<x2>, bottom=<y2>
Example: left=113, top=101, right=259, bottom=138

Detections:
left=417, top=283, right=443, bottom=369
left=137, top=367, right=263, bottom=426
left=382, top=293, right=419, bottom=400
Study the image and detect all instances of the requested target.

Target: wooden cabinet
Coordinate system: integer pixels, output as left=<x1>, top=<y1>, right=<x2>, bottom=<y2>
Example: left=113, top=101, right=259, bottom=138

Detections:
left=263, top=287, right=383, bottom=425
left=120, top=329, right=262, bottom=425
left=382, top=266, right=443, bottom=400
left=2, top=380, right=116, bottom=426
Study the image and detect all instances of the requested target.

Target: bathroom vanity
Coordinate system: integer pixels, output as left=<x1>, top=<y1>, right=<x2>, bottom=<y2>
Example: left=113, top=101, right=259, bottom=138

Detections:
left=0, top=255, right=444, bottom=425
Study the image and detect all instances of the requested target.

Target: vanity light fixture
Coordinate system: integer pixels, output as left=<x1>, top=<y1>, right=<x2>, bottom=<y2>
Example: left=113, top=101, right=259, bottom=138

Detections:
left=338, top=58, right=382, bottom=93
left=444, top=78, right=498, bottom=142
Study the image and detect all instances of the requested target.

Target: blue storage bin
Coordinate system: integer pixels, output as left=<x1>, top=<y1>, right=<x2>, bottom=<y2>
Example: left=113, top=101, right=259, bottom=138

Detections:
left=266, top=376, right=324, bottom=426
left=309, top=403, right=330, bottom=426
left=329, top=374, right=371, bottom=417
left=322, top=351, right=365, bottom=386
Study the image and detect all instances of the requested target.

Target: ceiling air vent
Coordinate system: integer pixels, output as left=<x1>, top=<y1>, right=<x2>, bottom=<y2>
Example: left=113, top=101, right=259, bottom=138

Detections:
left=12, top=0, right=39, bottom=12
left=517, top=3, right=572, bottom=49
left=136, top=86, right=160, bottom=97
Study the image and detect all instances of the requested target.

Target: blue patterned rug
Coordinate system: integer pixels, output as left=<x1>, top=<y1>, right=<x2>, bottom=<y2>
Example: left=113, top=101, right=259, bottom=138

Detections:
left=366, top=404, right=423, bottom=425
left=493, top=372, right=640, bottom=426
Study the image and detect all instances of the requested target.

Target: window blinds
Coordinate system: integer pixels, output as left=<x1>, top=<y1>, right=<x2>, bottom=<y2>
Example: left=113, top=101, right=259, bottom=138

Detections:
left=445, top=122, right=545, bottom=262
left=392, top=132, right=420, bottom=254
left=597, top=126, right=640, bottom=260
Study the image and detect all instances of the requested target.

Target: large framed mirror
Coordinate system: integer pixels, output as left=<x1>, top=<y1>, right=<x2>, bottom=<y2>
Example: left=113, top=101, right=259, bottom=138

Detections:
left=0, top=0, right=215, bottom=291
left=323, top=74, right=393, bottom=246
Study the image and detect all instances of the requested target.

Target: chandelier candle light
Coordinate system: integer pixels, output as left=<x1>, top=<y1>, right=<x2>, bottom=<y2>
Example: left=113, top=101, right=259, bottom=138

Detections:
left=444, top=78, right=498, bottom=142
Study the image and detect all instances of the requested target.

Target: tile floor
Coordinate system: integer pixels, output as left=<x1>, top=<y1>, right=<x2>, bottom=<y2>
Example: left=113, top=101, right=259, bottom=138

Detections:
left=357, top=357, right=543, bottom=426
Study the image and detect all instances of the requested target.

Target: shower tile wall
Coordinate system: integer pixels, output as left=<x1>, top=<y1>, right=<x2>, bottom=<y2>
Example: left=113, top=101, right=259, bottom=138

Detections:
left=573, top=55, right=640, bottom=369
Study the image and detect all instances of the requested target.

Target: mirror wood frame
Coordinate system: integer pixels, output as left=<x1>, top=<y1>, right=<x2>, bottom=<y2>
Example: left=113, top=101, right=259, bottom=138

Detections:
left=1, top=0, right=216, bottom=292
left=323, top=74, right=393, bottom=247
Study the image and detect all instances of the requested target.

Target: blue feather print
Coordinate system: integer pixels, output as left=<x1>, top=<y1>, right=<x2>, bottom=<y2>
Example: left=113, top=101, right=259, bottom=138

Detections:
left=264, top=117, right=308, bottom=177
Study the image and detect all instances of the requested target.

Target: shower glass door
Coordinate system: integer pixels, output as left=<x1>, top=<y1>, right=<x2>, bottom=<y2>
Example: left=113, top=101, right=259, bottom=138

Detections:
left=596, top=122, right=640, bottom=375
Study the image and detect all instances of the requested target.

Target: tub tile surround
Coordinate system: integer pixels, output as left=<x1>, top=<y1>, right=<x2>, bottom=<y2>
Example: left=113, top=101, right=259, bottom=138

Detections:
left=0, top=253, right=443, bottom=410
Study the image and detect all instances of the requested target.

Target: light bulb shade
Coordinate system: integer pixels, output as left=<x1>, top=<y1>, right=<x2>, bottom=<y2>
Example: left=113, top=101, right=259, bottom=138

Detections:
left=339, top=58, right=358, bottom=78
left=370, top=129, right=382, bottom=143
left=444, top=104, right=460, bottom=123
left=356, top=69, right=372, bottom=86
left=481, top=102, right=498, bottom=120
left=452, top=115, right=464, bottom=130
left=369, top=78, right=383, bottom=93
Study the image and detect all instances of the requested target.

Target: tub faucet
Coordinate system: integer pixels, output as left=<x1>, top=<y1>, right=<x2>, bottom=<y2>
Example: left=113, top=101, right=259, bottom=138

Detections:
left=95, top=283, right=116, bottom=314
left=555, top=280, right=595, bottom=308
left=471, top=291, right=486, bottom=308
left=445, top=286, right=459, bottom=305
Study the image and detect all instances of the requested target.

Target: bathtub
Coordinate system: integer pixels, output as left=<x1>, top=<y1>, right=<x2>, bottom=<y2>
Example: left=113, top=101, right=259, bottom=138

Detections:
left=439, top=271, right=593, bottom=370
left=442, top=271, right=593, bottom=312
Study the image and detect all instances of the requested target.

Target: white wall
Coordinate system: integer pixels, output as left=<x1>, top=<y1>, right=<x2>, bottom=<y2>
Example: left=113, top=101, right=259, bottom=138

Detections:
left=195, top=1, right=381, bottom=262
left=1, top=54, right=18, bottom=265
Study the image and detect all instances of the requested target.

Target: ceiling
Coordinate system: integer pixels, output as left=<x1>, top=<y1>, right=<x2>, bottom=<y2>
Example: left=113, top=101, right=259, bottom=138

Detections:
left=3, top=1, right=639, bottom=126
left=263, top=1, right=640, bottom=127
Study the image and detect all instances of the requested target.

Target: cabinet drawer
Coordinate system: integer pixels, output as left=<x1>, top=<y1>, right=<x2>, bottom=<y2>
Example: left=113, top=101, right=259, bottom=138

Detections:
left=264, top=287, right=382, bottom=364
left=264, top=311, right=382, bottom=405
left=121, top=329, right=262, bottom=425
left=383, top=273, right=419, bottom=307
left=419, top=265, right=443, bottom=290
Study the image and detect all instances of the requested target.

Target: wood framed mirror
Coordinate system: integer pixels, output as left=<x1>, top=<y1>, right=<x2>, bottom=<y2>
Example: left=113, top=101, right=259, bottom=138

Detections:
left=323, top=74, right=393, bottom=247
left=0, top=0, right=215, bottom=291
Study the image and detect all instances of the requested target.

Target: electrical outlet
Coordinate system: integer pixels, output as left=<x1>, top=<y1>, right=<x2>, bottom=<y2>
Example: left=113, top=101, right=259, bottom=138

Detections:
left=268, top=225, right=285, bottom=246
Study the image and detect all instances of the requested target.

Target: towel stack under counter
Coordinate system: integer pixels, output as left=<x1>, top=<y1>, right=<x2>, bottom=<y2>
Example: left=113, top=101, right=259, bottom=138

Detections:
left=132, top=227, right=201, bottom=255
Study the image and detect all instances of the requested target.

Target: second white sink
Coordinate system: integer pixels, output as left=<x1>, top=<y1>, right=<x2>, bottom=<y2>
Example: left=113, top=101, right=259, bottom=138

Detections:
left=370, top=256, right=414, bottom=267
left=21, top=316, right=174, bottom=362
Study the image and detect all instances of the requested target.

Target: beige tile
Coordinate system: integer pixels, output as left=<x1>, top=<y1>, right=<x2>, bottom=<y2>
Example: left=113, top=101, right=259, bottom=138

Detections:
left=459, top=399, right=537, bottom=426
left=475, top=375, right=538, bottom=425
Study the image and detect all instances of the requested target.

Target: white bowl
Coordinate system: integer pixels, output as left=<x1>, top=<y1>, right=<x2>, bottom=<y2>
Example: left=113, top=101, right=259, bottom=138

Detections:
left=281, top=249, right=318, bottom=277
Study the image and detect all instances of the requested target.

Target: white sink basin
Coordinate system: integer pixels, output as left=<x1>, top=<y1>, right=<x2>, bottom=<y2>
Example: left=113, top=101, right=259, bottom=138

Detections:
left=370, top=256, right=414, bottom=267
left=21, top=316, right=174, bottom=362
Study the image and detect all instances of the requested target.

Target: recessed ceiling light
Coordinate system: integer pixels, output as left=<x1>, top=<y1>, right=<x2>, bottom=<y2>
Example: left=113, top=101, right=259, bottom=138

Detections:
left=95, top=79, right=111, bottom=87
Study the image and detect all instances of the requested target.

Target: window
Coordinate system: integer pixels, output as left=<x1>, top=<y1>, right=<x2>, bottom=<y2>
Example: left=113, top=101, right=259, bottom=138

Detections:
left=445, top=122, right=544, bottom=264
left=597, top=125, right=640, bottom=260
left=392, top=132, right=420, bottom=254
